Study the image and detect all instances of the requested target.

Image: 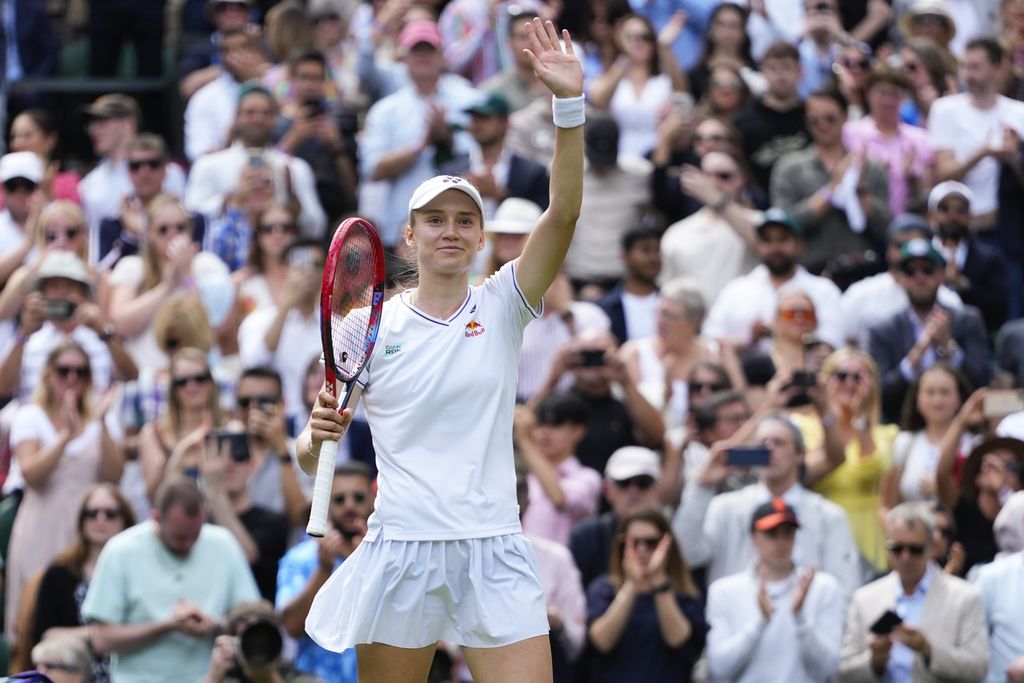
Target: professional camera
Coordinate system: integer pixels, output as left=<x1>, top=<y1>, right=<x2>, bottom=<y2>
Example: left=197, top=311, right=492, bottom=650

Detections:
left=227, top=616, right=283, bottom=679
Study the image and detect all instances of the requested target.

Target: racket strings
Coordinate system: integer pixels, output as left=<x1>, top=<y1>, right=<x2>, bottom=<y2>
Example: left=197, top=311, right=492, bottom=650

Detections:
left=328, top=229, right=382, bottom=380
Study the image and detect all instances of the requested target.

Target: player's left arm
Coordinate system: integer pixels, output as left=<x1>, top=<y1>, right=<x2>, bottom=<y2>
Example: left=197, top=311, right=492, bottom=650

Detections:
left=514, top=19, right=585, bottom=310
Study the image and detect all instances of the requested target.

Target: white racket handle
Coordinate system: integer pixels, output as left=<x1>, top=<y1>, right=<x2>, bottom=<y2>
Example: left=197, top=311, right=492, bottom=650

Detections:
left=306, top=438, right=339, bottom=537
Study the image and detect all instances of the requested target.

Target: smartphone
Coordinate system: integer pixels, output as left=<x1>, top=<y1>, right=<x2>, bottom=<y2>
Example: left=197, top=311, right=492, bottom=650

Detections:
left=726, top=446, right=772, bottom=467
left=304, top=98, right=326, bottom=117
left=42, top=298, right=76, bottom=321
left=791, top=370, right=817, bottom=389
left=984, top=390, right=1024, bottom=418
left=211, top=430, right=251, bottom=462
left=580, top=349, right=606, bottom=368
left=870, top=609, right=903, bottom=635
left=247, top=149, right=265, bottom=168
left=670, top=91, right=695, bottom=115
left=289, top=248, right=316, bottom=271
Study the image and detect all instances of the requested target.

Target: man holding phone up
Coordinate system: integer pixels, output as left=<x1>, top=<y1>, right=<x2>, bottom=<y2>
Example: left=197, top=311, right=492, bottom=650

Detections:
left=839, top=502, right=988, bottom=683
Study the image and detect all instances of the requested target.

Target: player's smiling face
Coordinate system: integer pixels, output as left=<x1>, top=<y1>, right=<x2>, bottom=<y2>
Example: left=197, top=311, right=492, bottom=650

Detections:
left=407, top=189, right=484, bottom=276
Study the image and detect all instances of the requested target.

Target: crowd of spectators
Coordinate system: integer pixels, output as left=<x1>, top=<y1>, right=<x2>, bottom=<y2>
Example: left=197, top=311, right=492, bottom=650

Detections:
left=3, top=0, right=1024, bottom=682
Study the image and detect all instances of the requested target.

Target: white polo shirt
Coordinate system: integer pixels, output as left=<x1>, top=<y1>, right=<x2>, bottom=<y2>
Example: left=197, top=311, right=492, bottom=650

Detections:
left=360, top=260, right=540, bottom=542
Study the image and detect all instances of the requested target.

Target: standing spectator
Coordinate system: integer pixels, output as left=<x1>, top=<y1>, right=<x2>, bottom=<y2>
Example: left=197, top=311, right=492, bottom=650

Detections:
left=479, top=7, right=549, bottom=112
left=186, top=85, right=327, bottom=239
left=309, top=0, right=362, bottom=107
left=703, top=209, right=845, bottom=351
left=83, top=478, right=260, bottom=683
left=674, top=413, right=862, bottom=596
left=586, top=507, right=707, bottom=683
left=6, top=109, right=80, bottom=205
left=927, top=181, right=1009, bottom=333
left=898, top=38, right=958, bottom=128
left=30, top=484, right=135, bottom=683
left=87, top=0, right=165, bottom=77
left=184, top=28, right=268, bottom=162
left=277, top=463, right=373, bottom=683
left=772, top=88, right=890, bottom=271
left=630, top=0, right=719, bottom=72
left=598, top=227, right=662, bottom=345
left=5, top=341, right=124, bottom=635
left=2, top=0, right=59, bottom=114
left=569, top=446, right=663, bottom=590
left=516, top=396, right=602, bottom=546
left=437, top=0, right=535, bottom=84
left=178, top=0, right=256, bottom=101
left=706, top=499, right=845, bottom=683
left=0, top=151, right=43, bottom=285
left=838, top=502, right=989, bottom=683
left=866, top=238, right=992, bottom=424
left=796, top=0, right=853, bottom=98
left=973, top=532, right=1024, bottom=683
left=734, top=42, right=810, bottom=192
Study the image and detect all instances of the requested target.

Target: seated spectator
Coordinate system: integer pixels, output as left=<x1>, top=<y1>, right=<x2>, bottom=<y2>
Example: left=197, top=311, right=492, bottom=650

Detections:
left=598, top=227, right=661, bottom=345
left=882, top=364, right=973, bottom=508
left=698, top=61, right=754, bottom=122
left=897, top=0, right=958, bottom=59
left=204, top=159, right=285, bottom=274
left=200, top=420, right=289, bottom=601
left=621, top=280, right=745, bottom=431
left=138, top=347, right=224, bottom=502
left=898, top=38, right=958, bottom=128
left=30, top=636, right=92, bottom=683
left=261, top=1, right=315, bottom=99
left=516, top=396, right=602, bottom=546
left=674, top=413, right=861, bottom=597
left=309, top=0, right=362, bottom=107
left=867, top=238, right=992, bottom=424
left=99, top=135, right=206, bottom=270
left=659, top=149, right=761, bottom=304
left=703, top=209, right=844, bottom=351
left=6, top=109, right=79, bottom=205
left=832, top=43, right=872, bottom=120
left=478, top=197, right=543, bottom=281
left=0, top=249, right=138, bottom=401
left=838, top=502, right=989, bottom=683
left=186, top=85, right=326, bottom=239
left=929, top=501, right=966, bottom=576
left=772, top=87, right=890, bottom=271
left=973, top=502, right=1024, bottom=683
left=184, top=28, right=269, bottom=162
left=687, top=3, right=757, bottom=102
left=479, top=6, right=549, bottom=113
left=706, top=499, right=845, bottom=683
left=30, top=484, right=135, bottom=683
left=277, top=463, right=373, bottom=681
left=5, top=341, right=124, bottom=635
left=83, top=478, right=260, bottom=683
left=586, top=507, right=707, bottom=683
left=0, top=151, right=44, bottom=288
left=766, top=289, right=820, bottom=378
left=928, top=181, right=1009, bottom=333
left=206, top=600, right=321, bottom=683
left=935, top=390, right=1024, bottom=572
left=840, top=214, right=962, bottom=348
left=238, top=239, right=324, bottom=427
left=437, top=0, right=535, bottom=84
left=234, top=204, right=300, bottom=315
left=178, top=0, right=257, bottom=101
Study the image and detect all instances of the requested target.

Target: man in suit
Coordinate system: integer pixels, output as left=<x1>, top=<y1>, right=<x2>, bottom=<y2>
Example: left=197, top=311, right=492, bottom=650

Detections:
left=597, top=227, right=661, bottom=345
left=440, top=91, right=549, bottom=217
left=839, top=502, right=989, bottom=683
left=867, top=238, right=992, bottom=423
left=928, top=181, right=1009, bottom=334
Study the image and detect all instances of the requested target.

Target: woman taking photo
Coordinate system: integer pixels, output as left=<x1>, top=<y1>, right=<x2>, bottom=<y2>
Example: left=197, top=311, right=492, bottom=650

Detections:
left=298, top=19, right=583, bottom=681
left=587, top=507, right=705, bottom=682
left=4, top=342, right=123, bottom=635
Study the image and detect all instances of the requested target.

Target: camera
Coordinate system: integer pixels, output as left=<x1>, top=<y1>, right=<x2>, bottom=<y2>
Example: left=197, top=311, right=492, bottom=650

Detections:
left=227, top=617, right=283, bottom=678
left=579, top=349, right=606, bottom=368
left=304, top=98, right=326, bottom=117
left=210, top=430, right=251, bottom=462
left=43, top=298, right=76, bottom=321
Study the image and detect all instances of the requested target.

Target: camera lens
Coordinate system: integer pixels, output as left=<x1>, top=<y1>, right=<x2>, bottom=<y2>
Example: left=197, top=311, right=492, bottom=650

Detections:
left=239, top=619, right=283, bottom=667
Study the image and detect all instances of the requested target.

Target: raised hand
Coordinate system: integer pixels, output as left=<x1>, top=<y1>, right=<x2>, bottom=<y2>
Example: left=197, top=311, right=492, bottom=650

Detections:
left=523, top=18, right=583, bottom=99
left=791, top=567, right=815, bottom=614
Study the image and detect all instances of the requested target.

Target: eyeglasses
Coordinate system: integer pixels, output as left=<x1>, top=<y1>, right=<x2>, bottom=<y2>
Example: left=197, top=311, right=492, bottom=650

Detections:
left=44, top=227, right=82, bottom=243
left=710, top=79, right=744, bottom=91
left=238, top=395, right=279, bottom=409
left=779, top=308, right=816, bottom=323
left=154, top=221, right=191, bottom=237
left=613, top=475, right=656, bottom=490
left=628, top=535, right=662, bottom=551
left=887, top=542, right=926, bottom=556
left=258, top=221, right=297, bottom=235
left=54, top=365, right=89, bottom=379
left=832, top=370, right=864, bottom=384
left=2, top=178, right=37, bottom=193
left=809, top=2, right=834, bottom=13
left=84, top=507, right=123, bottom=521
left=690, top=382, right=726, bottom=394
left=900, top=261, right=938, bottom=277
left=128, top=158, right=163, bottom=172
left=807, top=113, right=840, bottom=126
left=332, top=491, right=367, bottom=505
left=709, top=170, right=737, bottom=182
left=172, top=373, right=212, bottom=389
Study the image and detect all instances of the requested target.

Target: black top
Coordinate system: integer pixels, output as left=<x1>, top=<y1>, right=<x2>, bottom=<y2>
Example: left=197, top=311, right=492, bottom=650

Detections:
left=733, top=98, right=810, bottom=191
left=33, top=563, right=112, bottom=683
left=571, top=389, right=637, bottom=475
left=238, top=506, right=290, bottom=602
left=569, top=512, right=619, bottom=591
left=953, top=497, right=998, bottom=575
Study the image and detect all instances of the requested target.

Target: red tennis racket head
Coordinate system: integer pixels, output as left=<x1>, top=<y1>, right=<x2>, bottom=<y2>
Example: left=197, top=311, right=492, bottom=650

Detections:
left=320, top=218, right=386, bottom=394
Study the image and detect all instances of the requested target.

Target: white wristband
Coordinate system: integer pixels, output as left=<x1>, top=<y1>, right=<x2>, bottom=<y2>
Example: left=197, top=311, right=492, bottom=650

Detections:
left=552, top=95, right=586, bottom=129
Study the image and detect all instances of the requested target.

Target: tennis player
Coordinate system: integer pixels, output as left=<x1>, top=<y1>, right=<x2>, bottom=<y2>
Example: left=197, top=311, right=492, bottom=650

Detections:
left=296, top=18, right=585, bottom=683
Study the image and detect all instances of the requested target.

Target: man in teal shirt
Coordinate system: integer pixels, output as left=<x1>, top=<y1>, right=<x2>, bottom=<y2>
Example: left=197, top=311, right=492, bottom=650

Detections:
left=83, top=477, right=260, bottom=683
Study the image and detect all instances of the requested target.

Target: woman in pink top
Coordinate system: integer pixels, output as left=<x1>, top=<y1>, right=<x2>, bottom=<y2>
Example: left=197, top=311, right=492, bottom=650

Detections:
left=843, top=65, right=935, bottom=215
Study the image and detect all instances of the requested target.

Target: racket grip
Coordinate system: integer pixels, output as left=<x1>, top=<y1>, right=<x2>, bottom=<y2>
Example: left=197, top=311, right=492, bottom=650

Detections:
left=306, top=438, right=340, bottom=538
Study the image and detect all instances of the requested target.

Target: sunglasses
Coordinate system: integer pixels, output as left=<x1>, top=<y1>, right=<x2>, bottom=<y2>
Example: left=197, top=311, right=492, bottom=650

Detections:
left=44, top=227, right=82, bottom=243
left=780, top=308, right=816, bottom=323
left=807, top=113, right=839, bottom=126
left=628, top=535, right=662, bottom=551
left=833, top=370, right=864, bottom=384
left=2, top=178, right=37, bottom=193
left=842, top=58, right=871, bottom=70
left=887, top=542, right=926, bottom=556
left=709, top=170, right=737, bottom=182
left=172, top=373, right=212, bottom=389
left=128, top=158, right=163, bottom=172
left=154, top=221, right=191, bottom=237
left=84, top=507, right=123, bottom=521
left=332, top=491, right=367, bottom=505
left=613, top=474, right=656, bottom=490
left=809, top=2, right=834, bottom=12
left=258, top=221, right=297, bottom=235
left=691, top=381, right=726, bottom=394
left=55, top=365, right=89, bottom=379
left=238, top=395, right=279, bottom=409
left=900, top=261, right=938, bottom=277
left=912, top=14, right=946, bottom=26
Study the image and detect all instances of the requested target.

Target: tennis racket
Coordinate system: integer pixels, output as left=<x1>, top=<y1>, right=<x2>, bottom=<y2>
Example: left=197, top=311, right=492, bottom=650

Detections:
left=306, top=217, right=386, bottom=537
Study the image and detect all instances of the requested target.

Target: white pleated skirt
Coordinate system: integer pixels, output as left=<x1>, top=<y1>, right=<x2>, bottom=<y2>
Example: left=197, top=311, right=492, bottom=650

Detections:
left=305, top=533, right=550, bottom=651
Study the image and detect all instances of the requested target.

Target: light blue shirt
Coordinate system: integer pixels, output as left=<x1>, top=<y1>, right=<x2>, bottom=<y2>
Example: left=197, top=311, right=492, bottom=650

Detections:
left=627, top=0, right=719, bottom=71
left=885, top=564, right=935, bottom=683
left=973, top=552, right=1024, bottom=683
left=4, top=0, right=24, bottom=82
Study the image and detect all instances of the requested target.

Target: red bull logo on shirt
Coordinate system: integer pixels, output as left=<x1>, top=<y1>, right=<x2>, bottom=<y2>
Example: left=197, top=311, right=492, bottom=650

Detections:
left=464, top=320, right=486, bottom=338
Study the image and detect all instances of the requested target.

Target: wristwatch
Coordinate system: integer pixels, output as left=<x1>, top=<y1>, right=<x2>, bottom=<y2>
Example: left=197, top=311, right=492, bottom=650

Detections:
left=99, top=324, right=117, bottom=343
left=653, top=580, right=673, bottom=594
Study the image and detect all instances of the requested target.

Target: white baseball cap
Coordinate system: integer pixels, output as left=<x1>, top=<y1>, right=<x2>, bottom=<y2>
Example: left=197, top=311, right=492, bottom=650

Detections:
left=604, top=446, right=660, bottom=481
left=408, top=175, right=485, bottom=218
left=0, top=152, right=44, bottom=184
left=486, top=197, right=542, bottom=235
left=927, top=180, right=974, bottom=213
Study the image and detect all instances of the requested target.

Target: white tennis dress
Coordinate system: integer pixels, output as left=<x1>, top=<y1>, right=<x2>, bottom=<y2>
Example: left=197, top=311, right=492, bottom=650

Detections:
left=306, top=261, right=550, bottom=650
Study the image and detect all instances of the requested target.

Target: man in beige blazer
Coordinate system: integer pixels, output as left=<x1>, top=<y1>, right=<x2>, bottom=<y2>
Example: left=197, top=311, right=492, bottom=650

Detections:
left=839, top=502, right=989, bottom=683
